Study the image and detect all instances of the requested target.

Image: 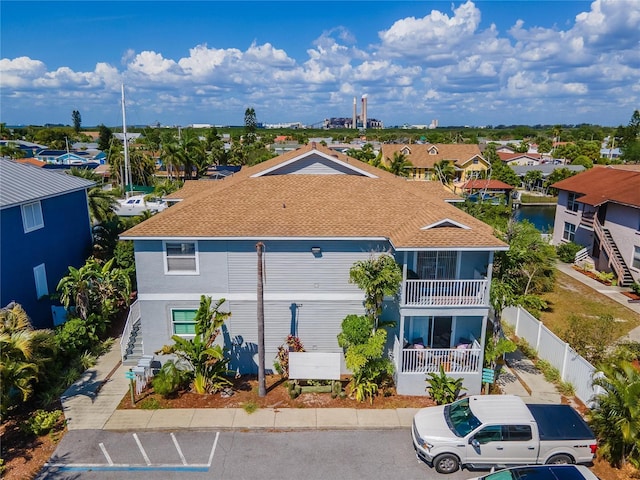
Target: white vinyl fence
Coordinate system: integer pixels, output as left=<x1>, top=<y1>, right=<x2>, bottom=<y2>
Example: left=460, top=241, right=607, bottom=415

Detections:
left=502, top=306, right=603, bottom=406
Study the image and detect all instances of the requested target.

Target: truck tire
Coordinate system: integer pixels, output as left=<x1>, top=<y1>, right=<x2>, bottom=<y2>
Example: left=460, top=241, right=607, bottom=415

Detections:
left=433, top=453, right=460, bottom=474
left=546, top=454, right=573, bottom=465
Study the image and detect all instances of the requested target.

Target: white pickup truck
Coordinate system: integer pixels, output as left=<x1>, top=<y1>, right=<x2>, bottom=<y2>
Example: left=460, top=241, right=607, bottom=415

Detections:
left=412, top=395, right=597, bottom=474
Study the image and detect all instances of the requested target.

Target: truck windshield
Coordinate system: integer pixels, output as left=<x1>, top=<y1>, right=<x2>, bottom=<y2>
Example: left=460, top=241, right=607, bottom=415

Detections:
left=445, top=397, right=482, bottom=437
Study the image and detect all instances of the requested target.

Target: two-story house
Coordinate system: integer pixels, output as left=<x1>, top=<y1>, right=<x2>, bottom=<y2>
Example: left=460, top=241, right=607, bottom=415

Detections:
left=120, top=144, right=507, bottom=395
left=0, top=159, right=94, bottom=328
left=380, top=144, right=489, bottom=182
left=551, top=165, right=640, bottom=286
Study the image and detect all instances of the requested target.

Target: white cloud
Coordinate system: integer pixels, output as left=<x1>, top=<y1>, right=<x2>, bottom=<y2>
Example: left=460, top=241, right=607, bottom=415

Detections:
left=1, top=0, right=638, bottom=127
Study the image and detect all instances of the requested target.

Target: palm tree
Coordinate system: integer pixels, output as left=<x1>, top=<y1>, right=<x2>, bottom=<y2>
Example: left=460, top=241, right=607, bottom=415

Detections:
left=0, top=302, right=54, bottom=417
left=387, top=151, right=413, bottom=177
left=434, top=160, right=456, bottom=184
left=588, top=360, right=640, bottom=468
left=67, top=168, right=118, bottom=224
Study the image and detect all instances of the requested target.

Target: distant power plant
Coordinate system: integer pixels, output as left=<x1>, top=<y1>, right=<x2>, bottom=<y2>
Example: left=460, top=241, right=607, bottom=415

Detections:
left=324, top=94, right=384, bottom=129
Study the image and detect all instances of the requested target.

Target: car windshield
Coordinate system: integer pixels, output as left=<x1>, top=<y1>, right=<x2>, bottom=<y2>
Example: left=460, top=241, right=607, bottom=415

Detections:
left=444, top=397, right=482, bottom=437
left=481, top=466, right=589, bottom=480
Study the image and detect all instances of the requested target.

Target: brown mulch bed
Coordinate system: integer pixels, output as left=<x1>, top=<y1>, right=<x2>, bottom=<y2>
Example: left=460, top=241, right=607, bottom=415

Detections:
left=0, top=401, right=67, bottom=480
left=118, top=374, right=438, bottom=410
left=622, top=291, right=640, bottom=302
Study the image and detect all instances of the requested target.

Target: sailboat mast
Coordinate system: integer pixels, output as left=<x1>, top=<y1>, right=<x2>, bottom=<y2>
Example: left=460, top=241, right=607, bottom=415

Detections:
left=121, top=84, right=132, bottom=198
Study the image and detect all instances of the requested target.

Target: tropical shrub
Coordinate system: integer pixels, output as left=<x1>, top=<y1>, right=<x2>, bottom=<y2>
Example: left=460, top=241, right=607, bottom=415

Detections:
left=426, top=365, right=466, bottom=405
left=631, top=282, right=640, bottom=295
left=556, top=241, right=583, bottom=263
left=0, top=302, right=55, bottom=418
left=21, top=409, right=63, bottom=436
left=156, top=296, right=232, bottom=394
left=274, top=335, right=305, bottom=378
left=337, top=314, right=373, bottom=348
left=152, top=360, right=190, bottom=397
left=588, top=361, right=640, bottom=468
left=54, top=317, right=98, bottom=358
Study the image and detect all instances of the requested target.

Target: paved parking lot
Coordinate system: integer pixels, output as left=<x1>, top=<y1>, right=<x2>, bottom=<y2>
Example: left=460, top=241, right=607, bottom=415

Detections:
left=38, top=429, right=476, bottom=480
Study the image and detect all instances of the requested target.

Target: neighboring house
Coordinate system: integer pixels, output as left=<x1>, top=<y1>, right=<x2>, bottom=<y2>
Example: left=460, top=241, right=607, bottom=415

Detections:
left=0, top=159, right=95, bottom=328
left=511, top=165, right=586, bottom=191
left=121, top=144, right=507, bottom=396
left=497, top=152, right=542, bottom=166
left=551, top=166, right=640, bottom=286
left=380, top=144, right=489, bottom=182
left=452, top=179, right=515, bottom=204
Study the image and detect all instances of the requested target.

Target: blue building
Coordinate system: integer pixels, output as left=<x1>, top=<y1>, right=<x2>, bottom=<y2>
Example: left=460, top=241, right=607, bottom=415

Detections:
left=0, top=159, right=95, bottom=328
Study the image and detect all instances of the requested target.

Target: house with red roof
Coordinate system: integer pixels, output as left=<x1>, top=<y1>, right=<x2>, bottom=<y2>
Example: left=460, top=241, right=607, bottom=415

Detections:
left=120, top=144, right=508, bottom=396
left=551, top=166, right=640, bottom=286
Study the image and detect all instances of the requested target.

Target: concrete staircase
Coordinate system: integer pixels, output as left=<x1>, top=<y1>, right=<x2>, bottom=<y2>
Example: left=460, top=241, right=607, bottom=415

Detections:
left=122, top=319, right=143, bottom=365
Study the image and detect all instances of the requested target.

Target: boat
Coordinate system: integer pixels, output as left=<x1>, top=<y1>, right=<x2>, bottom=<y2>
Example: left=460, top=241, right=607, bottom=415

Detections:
left=115, top=194, right=167, bottom=217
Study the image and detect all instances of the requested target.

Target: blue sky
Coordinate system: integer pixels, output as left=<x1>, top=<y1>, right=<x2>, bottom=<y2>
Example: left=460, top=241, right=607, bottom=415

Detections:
left=1, top=1, right=639, bottom=128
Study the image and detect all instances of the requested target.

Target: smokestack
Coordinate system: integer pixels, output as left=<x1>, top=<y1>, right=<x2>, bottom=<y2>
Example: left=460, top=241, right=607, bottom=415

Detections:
left=353, top=97, right=357, bottom=129
left=361, top=94, right=368, bottom=130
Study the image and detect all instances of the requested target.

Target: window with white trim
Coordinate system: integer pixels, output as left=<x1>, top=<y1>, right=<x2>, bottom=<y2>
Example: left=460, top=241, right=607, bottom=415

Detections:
left=172, top=309, right=197, bottom=335
left=563, top=222, right=576, bottom=242
left=33, top=263, right=48, bottom=299
left=22, top=201, right=44, bottom=232
left=632, top=246, right=640, bottom=270
left=164, top=241, right=198, bottom=273
left=567, top=192, right=580, bottom=212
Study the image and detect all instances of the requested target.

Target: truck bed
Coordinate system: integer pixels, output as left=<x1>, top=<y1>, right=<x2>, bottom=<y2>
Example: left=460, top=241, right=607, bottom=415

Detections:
left=527, top=404, right=594, bottom=441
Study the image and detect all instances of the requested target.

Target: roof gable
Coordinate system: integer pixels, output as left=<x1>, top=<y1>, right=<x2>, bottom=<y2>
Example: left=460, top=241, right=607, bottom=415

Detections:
left=421, top=218, right=471, bottom=230
left=252, top=149, right=377, bottom=178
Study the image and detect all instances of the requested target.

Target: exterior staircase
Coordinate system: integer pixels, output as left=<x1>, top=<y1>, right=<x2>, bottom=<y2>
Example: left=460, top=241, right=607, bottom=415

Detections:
left=122, top=319, right=143, bottom=365
left=120, top=300, right=143, bottom=365
left=594, top=218, right=634, bottom=286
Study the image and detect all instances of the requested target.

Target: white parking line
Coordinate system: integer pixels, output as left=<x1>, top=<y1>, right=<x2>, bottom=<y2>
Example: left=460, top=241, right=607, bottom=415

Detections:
left=133, top=433, right=151, bottom=466
left=208, top=432, right=220, bottom=466
left=99, top=443, right=114, bottom=466
left=171, top=433, right=188, bottom=465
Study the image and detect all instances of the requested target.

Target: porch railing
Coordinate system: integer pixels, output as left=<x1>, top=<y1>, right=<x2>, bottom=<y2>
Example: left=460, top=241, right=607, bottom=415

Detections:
left=120, top=300, right=140, bottom=362
left=403, top=279, right=488, bottom=307
left=400, top=347, right=482, bottom=374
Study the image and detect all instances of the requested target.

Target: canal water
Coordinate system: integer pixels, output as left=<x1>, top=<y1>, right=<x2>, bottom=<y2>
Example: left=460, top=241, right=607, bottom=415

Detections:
left=512, top=205, right=556, bottom=233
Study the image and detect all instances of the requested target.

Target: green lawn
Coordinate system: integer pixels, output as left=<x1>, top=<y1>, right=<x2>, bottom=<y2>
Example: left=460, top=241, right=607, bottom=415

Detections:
left=519, top=194, right=558, bottom=204
left=539, top=270, right=640, bottom=339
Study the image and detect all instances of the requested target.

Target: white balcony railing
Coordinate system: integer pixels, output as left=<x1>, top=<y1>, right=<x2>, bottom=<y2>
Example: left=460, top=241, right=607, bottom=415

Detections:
left=403, top=279, right=488, bottom=307
left=401, top=347, right=481, bottom=374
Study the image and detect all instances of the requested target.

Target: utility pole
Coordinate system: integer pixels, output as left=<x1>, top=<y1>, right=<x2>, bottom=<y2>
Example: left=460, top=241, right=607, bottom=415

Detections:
left=256, top=242, right=266, bottom=397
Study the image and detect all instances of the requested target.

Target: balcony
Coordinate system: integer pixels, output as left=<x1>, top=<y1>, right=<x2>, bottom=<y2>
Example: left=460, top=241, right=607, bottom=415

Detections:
left=402, top=279, right=489, bottom=307
left=399, top=346, right=482, bottom=374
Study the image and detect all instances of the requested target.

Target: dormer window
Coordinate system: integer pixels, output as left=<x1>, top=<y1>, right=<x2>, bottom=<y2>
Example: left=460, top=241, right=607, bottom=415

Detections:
left=428, top=147, right=438, bottom=155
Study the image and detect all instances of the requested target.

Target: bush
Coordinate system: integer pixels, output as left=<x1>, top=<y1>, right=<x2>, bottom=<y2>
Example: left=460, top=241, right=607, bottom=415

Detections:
left=54, top=317, right=98, bottom=358
left=556, top=242, right=583, bottom=263
left=630, top=282, right=640, bottom=295
left=21, top=409, right=63, bottom=436
left=337, top=314, right=373, bottom=348
left=425, top=365, right=465, bottom=405
left=152, top=360, right=190, bottom=397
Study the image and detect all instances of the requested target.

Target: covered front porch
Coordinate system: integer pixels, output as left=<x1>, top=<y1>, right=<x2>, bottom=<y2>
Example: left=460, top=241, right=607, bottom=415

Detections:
left=392, top=314, right=487, bottom=396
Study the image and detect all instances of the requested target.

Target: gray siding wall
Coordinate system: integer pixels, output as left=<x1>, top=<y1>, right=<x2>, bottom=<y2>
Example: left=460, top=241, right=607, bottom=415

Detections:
left=136, top=239, right=390, bottom=374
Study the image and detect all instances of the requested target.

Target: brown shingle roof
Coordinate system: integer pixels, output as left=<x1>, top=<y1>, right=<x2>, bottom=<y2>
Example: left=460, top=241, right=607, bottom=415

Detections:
left=122, top=144, right=506, bottom=249
left=381, top=144, right=484, bottom=169
left=551, top=166, right=640, bottom=208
